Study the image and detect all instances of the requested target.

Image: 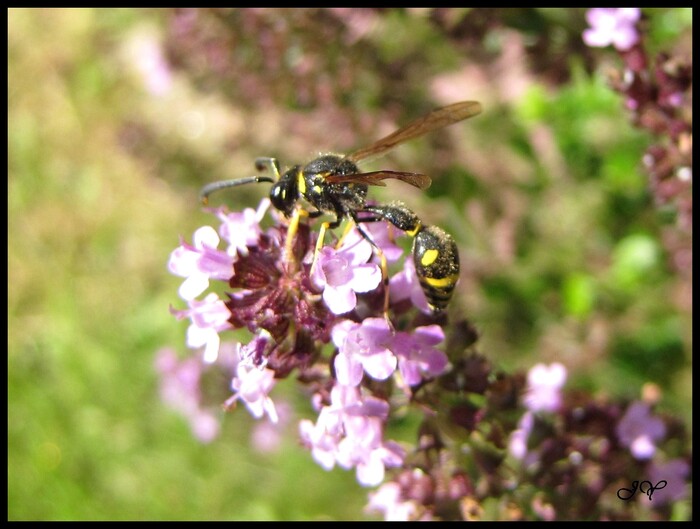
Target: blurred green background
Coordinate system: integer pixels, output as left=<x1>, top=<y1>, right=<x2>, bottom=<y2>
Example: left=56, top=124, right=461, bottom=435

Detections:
left=8, top=8, right=691, bottom=520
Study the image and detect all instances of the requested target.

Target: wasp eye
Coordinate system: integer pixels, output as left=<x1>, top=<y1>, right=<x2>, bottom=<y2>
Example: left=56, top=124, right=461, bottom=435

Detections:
left=270, top=182, right=286, bottom=210
left=270, top=179, right=296, bottom=216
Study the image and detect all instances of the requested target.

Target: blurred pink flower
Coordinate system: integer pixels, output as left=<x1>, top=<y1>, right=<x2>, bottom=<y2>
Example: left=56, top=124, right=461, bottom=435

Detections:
left=133, top=38, right=173, bottom=96
left=647, top=458, right=690, bottom=505
left=154, top=347, right=220, bottom=443
left=508, top=411, right=534, bottom=460
left=366, top=482, right=421, bottom=521
left=523, top=362, right=567, bottom=413
left=616, top=401, right=666, bottom=460
left=583, top=8, right=641, bottom=51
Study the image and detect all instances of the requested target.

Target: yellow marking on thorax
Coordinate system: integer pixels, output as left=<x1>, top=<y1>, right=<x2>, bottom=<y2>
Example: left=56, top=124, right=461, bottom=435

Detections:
left=297, top=170, right=306, bottom=195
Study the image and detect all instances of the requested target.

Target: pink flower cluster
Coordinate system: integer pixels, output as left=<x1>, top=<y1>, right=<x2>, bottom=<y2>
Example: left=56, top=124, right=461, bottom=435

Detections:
left=299, top=385, right=405, bottom=486
left=163, top=199, right=450, bottom=489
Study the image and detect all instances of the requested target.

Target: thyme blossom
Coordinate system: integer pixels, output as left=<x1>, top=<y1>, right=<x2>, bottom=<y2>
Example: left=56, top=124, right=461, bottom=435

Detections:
left=331, top=318, right=449, bottom=388
left=168, top=226, right=235, bottom=301
left=366, top=481, right=422, bottom=521
left=311, top=231, right=382, bottom=315
left=216, top=199, right=270, bottom=257
left=332, top=317, right=397, bottom=387
left=299, top=384, right=405, bottom=487
left=169, top=292, right=232, bottom=363
left=226, top=356, right=279, bottom=423
left=161, top=198, right=691, bottom=519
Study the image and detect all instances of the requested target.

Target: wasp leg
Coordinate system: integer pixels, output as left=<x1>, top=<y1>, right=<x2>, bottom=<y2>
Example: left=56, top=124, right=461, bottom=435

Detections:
left=283, top=207, right=312, bottom=270
left=334, top=219, right=361, bottom=249
left=282, top=207, right=325, bottom=274
left=349, top=212, right=393, bottom=317
left=254, top=157, right=281, bottom=179
left=309, top=215, right=343, bottom=278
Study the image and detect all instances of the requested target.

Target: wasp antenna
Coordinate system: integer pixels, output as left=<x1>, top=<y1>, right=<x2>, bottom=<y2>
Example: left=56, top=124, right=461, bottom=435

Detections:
left=199, top=176, right=275, bottom=204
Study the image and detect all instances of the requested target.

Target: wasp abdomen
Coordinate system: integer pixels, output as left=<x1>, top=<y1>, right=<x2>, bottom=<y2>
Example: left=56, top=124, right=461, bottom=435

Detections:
left=358, top=202, right=459, bottom=311
left=413, top=225, right=460, bottom=312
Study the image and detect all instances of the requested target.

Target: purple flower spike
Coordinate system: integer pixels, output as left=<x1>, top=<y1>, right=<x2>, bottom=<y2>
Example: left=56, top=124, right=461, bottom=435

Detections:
left=583, top=8, right=641, bottom=51
left=332, top=318, right=397, bottom=386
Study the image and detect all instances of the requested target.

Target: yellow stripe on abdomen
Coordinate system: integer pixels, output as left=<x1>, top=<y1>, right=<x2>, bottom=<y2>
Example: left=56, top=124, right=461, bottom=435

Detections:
left=422, top=274, right=459, bottom=289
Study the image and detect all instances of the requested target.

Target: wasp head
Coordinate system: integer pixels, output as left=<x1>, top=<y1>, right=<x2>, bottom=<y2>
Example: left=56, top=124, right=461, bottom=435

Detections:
left=269, top=168, right=299, bottom=217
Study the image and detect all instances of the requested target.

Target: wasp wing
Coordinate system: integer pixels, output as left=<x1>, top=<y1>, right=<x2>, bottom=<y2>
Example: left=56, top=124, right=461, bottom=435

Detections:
left=324, top=170, right=431, bottom=190
left=346, top=101, right=482, bottom=163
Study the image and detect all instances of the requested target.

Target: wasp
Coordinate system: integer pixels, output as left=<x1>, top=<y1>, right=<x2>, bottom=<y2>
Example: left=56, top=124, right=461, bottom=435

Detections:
left=201, top=101, right=482, bottom=312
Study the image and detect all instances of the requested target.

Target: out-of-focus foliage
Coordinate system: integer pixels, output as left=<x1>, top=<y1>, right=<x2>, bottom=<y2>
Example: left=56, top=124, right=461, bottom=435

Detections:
left=8, top=8, right=691, bottom=520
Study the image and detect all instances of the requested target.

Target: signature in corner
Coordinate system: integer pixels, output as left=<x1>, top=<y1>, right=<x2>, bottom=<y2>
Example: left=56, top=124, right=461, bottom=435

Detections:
left=617, top=479, right=668, bottom=501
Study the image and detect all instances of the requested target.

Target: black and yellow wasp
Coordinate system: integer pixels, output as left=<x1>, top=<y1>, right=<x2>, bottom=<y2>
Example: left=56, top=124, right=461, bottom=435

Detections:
left=201, top=101, right=482, bottom=311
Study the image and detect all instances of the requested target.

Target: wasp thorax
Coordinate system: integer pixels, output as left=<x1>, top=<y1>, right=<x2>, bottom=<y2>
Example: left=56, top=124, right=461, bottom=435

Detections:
left=303, top=154, right=358, bottom=177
